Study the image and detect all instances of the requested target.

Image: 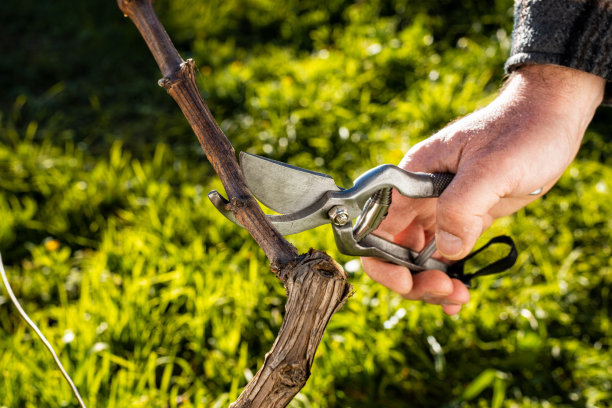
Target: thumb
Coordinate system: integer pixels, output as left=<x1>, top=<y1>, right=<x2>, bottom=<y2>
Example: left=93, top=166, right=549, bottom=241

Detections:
left=434, top=168, right=502, bottom=260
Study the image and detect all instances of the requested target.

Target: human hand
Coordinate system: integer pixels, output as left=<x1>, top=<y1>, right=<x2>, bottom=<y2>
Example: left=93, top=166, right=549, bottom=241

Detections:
left=362, top=64, right=606, bottom=315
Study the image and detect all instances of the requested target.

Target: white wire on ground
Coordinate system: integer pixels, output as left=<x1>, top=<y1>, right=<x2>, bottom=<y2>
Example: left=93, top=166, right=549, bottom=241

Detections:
left=0, top=253, right=87, bottom=408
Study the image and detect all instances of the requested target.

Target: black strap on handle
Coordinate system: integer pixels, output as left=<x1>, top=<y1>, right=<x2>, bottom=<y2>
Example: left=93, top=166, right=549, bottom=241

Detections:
left=446, top=235, right=518, bottom=287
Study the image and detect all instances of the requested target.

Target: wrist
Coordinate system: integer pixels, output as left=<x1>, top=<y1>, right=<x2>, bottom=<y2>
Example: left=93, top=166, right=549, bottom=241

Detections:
left=501, top=64, right=605, bottom=130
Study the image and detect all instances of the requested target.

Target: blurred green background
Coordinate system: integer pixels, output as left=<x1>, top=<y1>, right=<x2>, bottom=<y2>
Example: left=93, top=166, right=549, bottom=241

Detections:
left=1, top=0, right=611, bottom=406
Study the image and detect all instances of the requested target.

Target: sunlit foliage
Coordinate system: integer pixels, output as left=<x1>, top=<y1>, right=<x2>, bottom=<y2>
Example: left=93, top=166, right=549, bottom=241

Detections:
left=0, top=0, right=610, bottom=407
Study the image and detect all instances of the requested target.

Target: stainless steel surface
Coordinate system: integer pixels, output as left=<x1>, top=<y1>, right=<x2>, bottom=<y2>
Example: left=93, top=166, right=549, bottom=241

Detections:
left=240, top=152, right=340, bottom=214
left=352, top=187, right=392, bottom=242
left=332, top=223, right=448, bottom=272
left=413, top=239, right=438, bottom=266
left=208, top=190, right=240, bottom=224
left=351, top=165, right=450, bottom=199
left=328, top=206, right=350, bottom=226
left=208, top=190, right=341, bottom=236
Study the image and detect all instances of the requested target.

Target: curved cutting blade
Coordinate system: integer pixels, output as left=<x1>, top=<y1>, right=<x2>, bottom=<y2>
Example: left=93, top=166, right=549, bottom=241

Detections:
left=240, top=152, right=340, bottom=214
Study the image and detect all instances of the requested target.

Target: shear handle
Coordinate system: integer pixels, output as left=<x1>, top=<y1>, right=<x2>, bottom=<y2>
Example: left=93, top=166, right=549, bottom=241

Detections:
left=353, top=165, right=454, bottom=199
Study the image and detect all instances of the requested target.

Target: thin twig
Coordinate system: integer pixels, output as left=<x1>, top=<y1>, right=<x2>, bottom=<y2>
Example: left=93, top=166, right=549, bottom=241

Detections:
left=0, top=254, right=87, bottom=408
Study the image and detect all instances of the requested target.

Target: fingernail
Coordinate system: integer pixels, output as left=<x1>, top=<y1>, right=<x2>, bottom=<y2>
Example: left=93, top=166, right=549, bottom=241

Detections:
left=422, top=293, right=446, bottom=304
left=436, top=230, right=463, bottom=257
left=442, top=299, right=462, bottom=306
left=424, top=291, right=449, bottom=298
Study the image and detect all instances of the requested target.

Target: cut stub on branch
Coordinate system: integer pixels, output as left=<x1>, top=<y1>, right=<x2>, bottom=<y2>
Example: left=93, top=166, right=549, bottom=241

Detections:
left=232, top=250, right=352, bottom=408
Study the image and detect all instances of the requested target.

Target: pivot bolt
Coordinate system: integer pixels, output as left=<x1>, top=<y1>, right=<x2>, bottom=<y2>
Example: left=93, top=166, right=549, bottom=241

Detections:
left=328, top=206, right=350, bottom=226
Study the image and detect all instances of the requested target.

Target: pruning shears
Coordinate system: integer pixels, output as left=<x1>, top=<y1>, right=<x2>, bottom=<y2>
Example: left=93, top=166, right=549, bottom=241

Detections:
left=209, top=153, right=517, bottom=286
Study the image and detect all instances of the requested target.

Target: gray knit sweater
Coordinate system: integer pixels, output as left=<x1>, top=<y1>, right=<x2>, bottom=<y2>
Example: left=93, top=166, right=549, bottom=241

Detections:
left=505, top=0, right=612, bottom=100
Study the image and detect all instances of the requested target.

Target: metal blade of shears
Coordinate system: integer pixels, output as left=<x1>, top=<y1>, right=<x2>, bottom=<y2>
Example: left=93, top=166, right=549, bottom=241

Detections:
left=240, top=152, right=341, bottom=214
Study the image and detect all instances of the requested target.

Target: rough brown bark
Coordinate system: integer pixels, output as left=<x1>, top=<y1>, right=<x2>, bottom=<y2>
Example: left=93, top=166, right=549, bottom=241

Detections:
left=116, top=1, right=352, bottom=406
left=231, top=251, right=350, bottom=408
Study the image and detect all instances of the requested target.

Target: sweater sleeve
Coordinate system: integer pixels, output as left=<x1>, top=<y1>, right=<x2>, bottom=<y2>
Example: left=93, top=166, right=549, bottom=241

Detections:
left=505, top=0, right=612, bottom=103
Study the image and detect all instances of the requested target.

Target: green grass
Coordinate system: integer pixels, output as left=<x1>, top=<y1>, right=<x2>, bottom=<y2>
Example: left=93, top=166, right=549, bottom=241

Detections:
left=1, top=126, right=610, bottom=407
left=1, top=0, right=611, bottom=407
